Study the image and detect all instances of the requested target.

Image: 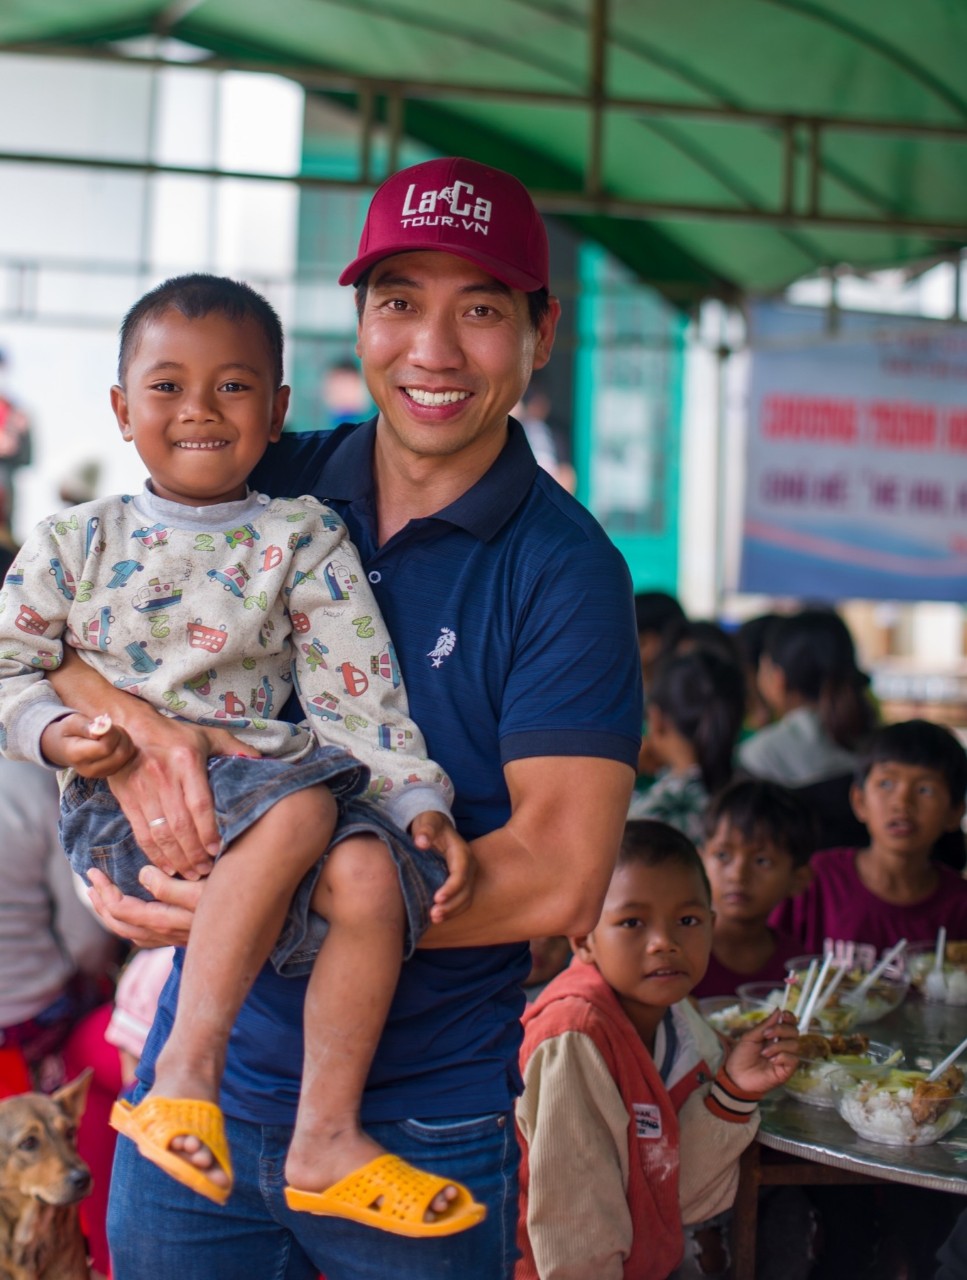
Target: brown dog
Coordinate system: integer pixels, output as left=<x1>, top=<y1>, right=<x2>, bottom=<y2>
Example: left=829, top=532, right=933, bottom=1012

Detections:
left=0, top=1071, right=92, bottom=1280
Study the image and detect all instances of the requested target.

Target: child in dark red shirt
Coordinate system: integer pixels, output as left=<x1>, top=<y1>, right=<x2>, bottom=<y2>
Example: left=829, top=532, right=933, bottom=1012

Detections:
left=771, top=720, right=967, bottom=953
left=695, top=780, right=814, bottom=999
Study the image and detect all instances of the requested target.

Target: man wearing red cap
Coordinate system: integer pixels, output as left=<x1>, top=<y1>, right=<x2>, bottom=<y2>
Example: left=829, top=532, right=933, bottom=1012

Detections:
left=67, top=157, right=641, bottom=1278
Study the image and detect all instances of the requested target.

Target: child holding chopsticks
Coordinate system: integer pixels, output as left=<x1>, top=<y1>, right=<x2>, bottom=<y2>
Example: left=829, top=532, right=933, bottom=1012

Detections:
left=515, top=820, right=800, bottom=1280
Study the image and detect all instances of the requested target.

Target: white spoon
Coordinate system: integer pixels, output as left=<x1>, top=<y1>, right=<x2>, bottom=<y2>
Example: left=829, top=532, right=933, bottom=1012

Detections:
left=928, top=1030, right=967, bottom=1082
left=925, top=926, right=948, bottom=1001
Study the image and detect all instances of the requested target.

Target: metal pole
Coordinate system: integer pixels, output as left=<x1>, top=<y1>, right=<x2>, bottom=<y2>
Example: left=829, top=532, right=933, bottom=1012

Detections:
left=713, top=308, right=732, bottom=615
left=586, top=0, right=607, bottom=198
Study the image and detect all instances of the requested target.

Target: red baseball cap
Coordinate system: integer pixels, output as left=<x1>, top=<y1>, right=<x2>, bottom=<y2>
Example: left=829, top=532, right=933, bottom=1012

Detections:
left=339, top=156, right=549, bottom=292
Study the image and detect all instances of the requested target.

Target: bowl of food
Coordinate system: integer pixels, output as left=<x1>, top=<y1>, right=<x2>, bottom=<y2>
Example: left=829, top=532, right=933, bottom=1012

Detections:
left=784, top=1033, right=900, bottom=1109
left=700, top=994, right=771, bottom=1039
left=831, top=1065, right=966, bottom=1146
left=841, top=965, right=910, bottom=1024
left=905, top=940, right=967, bottom=1006
left=742, top=973, right=860, bottom=1034
left=783, top=954, right=909, bottom=1027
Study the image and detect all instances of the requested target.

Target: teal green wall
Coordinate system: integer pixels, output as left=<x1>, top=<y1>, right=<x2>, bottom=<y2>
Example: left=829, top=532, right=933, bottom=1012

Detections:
left=574, top=243, right=686, bottom=593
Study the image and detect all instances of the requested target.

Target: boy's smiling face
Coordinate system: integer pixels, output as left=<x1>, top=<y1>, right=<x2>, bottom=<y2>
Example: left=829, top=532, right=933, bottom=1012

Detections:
left=852, top=761, right=964, bottom=859
left=111, top=308, right=289, bottom=507
left=572, top=859, right=713, bottom=1045
left=701, top=818, right=810, bottom=926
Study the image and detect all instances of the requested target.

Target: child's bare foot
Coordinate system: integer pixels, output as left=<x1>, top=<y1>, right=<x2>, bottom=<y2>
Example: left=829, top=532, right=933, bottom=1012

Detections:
left=144, top=1065, right=231, bottom=1193
left=285, top=1126, right=457, bottom=1221
left=164, top=1130, right=232, bottom=1191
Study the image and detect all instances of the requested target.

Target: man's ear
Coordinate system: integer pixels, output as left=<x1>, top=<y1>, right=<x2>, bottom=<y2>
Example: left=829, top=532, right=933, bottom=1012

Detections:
left=531, top=295, right=561, bottom=372
left=111, top=385, right=132, bottom=441
left=570, top=933, right=595, bottom=966
left=946, top=800, right=966, bottom=833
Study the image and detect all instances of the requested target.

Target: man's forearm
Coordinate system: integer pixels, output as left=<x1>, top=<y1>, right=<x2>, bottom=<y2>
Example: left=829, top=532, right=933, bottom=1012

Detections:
left=420, top=756, right=633, bottom=948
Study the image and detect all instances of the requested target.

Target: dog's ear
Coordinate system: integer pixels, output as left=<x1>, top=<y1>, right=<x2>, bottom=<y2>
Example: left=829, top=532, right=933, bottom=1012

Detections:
left=52, top=1069, right=93, bottom=1125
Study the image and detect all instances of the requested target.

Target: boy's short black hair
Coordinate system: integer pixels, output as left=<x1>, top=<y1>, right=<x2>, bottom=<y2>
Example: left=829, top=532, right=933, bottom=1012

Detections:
left=618, top=819, right=711, bottom=905
left=118, top=273, right=284, bottom=389
left=634, top=591, right=685, bottom=639
left=854, top=719, right=967, bottom=805
left=703, top=779, right=817, bottom=869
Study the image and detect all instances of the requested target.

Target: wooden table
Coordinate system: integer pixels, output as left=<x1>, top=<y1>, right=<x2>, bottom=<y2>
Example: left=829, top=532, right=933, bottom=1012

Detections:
left=730, top=997, right=967, bottom=1279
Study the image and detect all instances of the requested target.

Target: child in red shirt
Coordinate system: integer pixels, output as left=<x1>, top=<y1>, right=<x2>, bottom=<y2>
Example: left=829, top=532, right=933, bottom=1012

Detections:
left=772, top=719, right=967, bottom=953
left=695, top=780, right=814, bottom=998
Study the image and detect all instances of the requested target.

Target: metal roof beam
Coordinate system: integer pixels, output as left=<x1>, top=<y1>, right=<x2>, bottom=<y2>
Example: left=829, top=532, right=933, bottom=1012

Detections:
left=4, top=43, right=967, bottom=140
left=1, top=149, right=963, bottom=237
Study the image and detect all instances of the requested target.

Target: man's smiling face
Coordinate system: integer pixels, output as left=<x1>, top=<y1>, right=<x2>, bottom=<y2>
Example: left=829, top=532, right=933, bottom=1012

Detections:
left=355, top=251, right=557, bottom=471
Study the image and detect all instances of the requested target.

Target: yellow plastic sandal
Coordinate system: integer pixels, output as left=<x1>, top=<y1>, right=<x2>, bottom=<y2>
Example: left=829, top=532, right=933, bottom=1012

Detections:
left=110, top=1096, right=233, bottom=1205
left=284, top=1153, right=486, bottom=1237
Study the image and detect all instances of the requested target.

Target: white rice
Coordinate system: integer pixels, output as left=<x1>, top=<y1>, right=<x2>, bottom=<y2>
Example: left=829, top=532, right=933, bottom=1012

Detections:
left=839, top=1084, right=958, bottom=1146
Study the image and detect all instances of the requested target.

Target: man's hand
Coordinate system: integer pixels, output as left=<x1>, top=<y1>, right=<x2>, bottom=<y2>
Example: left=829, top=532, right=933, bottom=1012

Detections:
left=40, top=713, right=136, bottom=776
left=86, top=866, right=203, bottom=948
left=48, top=644, right=257, bottom=879
left=725, top=1008, right=800, bottom=1096
left=410, top=811, right=476, bottom=924
left=107, top=718, right=258, bottom=880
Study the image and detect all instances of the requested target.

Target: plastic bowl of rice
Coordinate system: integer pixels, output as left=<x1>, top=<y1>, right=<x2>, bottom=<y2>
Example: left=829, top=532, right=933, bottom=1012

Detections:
left=784, top=1038, right=899, bottom=1110
left=699, top=995, right=770, bottom=1039
left=832, top=1068, right=967, bottom=1146
left=783, top=954, right=909, bottom=1026
left=738, top=978, right=860, bottom=1034
left=905, top=941, right=967, bottom=1006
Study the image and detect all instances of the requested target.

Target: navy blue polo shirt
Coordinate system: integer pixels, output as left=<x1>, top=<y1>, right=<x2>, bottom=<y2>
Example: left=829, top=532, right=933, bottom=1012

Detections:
left=139, top=419, right=642, bottom=1123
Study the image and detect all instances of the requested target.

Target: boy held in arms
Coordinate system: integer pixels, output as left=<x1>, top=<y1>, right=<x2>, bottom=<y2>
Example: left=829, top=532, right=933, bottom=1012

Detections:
left=694, top=780, right=815, bottom=999
left=0, top=274, right=484, bottom=1236
left=515, top=819, right=799, bottom=1280
left=771, top=718, right=967, bottom=953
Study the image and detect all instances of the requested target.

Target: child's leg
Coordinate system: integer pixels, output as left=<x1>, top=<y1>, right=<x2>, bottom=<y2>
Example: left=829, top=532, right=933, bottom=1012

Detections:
left=284, top=834, right=406, bottom=1193
left=144, top=784, right=339, bottom=1184
left=284, top=835, right=462, bottom=1224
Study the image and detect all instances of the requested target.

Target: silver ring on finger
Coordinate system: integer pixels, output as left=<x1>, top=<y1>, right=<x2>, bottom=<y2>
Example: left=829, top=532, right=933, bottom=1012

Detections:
left=148, top=816, right=169, bottom=829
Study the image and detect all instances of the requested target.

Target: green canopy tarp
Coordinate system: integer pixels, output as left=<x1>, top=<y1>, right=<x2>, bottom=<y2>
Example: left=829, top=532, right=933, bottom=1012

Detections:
left=2, top=0, right=966, bottom=302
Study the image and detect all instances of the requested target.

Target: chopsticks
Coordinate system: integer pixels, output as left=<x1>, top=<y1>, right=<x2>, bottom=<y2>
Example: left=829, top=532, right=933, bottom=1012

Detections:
left=797, top=952, right=835, bottom=1033
left=792, top=958, right=819, bottom=1023
left=926, top=926, right=948, bottom=1000
left=811, top=963, right=848, bottom=1020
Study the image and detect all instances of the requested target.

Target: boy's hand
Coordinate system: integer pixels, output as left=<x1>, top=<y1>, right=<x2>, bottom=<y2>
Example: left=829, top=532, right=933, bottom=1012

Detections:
left=410, top=811, right=477, bottom=923
left=724, top=1008, right=800, bottom=1096
left=41, top=713, right=137, bottom=776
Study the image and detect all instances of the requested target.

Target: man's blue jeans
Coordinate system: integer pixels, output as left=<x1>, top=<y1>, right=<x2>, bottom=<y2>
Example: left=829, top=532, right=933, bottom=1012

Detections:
left=107, top=1105, right=519, bottom=1279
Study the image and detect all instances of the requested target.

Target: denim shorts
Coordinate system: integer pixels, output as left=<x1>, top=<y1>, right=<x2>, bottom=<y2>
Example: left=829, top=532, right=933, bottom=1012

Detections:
left=60, top=747, right=448, bottom=976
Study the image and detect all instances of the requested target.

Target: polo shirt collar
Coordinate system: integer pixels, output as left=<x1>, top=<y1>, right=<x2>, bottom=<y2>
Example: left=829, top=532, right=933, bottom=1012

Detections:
left=324, top=415, right=538, bottom=542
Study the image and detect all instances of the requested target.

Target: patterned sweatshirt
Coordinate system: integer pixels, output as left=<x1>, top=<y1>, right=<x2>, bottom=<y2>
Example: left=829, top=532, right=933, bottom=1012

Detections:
left=0, top=487, right=452, bottom=831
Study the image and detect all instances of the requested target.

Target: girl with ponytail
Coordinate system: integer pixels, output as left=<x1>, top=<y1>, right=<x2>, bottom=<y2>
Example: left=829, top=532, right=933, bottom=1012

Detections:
left=628, top=647, right=746, bottom=843
left=738, top=608, right=875, bottom=786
